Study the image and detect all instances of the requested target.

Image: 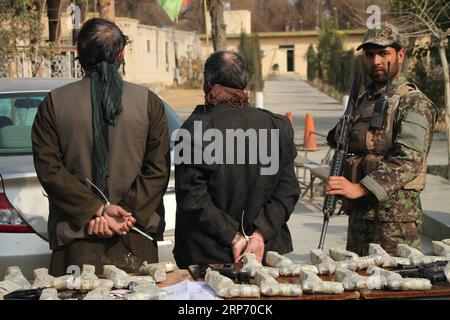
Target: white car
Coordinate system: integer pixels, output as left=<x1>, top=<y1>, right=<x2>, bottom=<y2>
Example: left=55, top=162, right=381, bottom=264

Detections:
left=0, top=78, right=180, bottom=278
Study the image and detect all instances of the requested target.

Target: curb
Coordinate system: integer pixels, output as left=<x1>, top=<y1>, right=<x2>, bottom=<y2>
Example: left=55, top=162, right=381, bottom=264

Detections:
left=422, top=210, right=450, bottom=240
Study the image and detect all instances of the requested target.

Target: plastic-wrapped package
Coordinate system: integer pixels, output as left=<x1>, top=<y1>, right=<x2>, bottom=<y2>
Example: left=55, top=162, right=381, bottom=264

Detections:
left=33, top=268, right=55, bottom=289
left=128, top=276, right=156, bottom=290
left=159, top=261, right=176, bottom=272
left=387, top=278, right=432, bottom=291
left=52, top=275, right=75, bottom=291
left=366, top=266, right=402, bottom=280
left=366, top=274, right=387, bottom=290
left=335, top=268, right=368, bottom=291
left=397, top=244, right=448, bottom=265
left=265, top=251, right=297, bottom=274
left=432, top=241, right=450, bottom=257
left=205, top=270, right=259, bottom=298
left=382, top=256, right=412, bottom=268
left=366, top=266, right=431, bottom=290
left=139, top=262, right=167, bottom=283
left=78, top=265, right=114, bottom=290
left=255, top=271, right=302, bottom=297
left=266, top=251, right=318, bottom=276
left=242, top=253, right=263, bottom=276
left=368, top=243, right=411, bottom=267
left=4, top=266, right=31, bottom=289
left=241, top=253, right=280, bottom=278
left=353, top=255, right=384, bottom=270
left=335, top=260, right=358, bottom=271
left=329, top=247, right=383, bottom=270
left=310, top=249, right=336, bottom=275
left=83, top=287, right=111, bottom=300
left=329, top=248, right=359, bottom=261
left=103, top=265, right=131, bottom=289
left=124, top=286, right=169, bottom=300
left=299, top=270, right=344, bottom=294
left=366, top=266, right=400, bottom=290
left=0, top=280, right=22, bottom=300
left=397, top=244, right=423, bottom=258
left=39, top=288, right=59, bottom=300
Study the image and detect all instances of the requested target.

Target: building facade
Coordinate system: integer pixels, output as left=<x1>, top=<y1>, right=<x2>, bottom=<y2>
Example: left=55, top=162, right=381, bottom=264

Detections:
left=202, top=32, right=364, bottom=81
left=3, top=12, right=201, bottom=91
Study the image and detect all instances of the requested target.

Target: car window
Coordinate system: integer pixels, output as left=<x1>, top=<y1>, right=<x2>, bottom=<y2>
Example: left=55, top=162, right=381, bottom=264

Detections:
left=0, top=93, right=46, bottom=154
left=0, top=92, right=182, bottom=155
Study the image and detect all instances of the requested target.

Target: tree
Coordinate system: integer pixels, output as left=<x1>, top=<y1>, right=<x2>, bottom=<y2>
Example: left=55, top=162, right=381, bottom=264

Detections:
left=306, top=45, right=318, bottom=81
left=329, top=0, right=391, bottom=29
left=179, top=0, right=303, bottom=33
left=0, top=0, right=53, bottom=77
left=316, top=15, right=343, bottom=85
left=238, top=32, right=263, bottom=94
left=97, top=0, right=115, bottom=20
left=389, top=0, right=450, bottom=179
left=208, top=0, right=227, bottom=51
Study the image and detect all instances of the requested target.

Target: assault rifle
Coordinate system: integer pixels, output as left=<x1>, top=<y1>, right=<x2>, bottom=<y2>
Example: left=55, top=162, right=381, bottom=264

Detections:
left=318, top=72, right=362, bottom=250
left=394, top=260, right=449, bottom=284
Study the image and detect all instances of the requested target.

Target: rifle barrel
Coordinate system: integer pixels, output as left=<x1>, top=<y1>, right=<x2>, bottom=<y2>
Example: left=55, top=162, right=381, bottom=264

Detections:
left=317, top=72, right=361, bottom=250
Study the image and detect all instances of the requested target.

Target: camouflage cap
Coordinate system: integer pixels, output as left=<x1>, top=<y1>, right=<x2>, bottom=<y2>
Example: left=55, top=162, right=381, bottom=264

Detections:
left=356, top=22, right=403, bottom=51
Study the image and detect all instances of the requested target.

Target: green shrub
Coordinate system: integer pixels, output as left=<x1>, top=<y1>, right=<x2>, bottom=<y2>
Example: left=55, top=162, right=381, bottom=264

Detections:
left=306, top=45, right=318, bottom=81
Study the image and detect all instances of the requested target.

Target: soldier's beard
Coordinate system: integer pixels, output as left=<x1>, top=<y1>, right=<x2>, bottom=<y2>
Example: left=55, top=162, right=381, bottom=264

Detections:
left=368, top=58, right=400, bottom=85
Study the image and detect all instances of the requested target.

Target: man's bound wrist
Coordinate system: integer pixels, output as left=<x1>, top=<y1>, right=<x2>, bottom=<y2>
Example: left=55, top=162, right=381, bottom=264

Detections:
left=231, top=232, right=243, bottom=246
left=96, top=203, right=110, bottom=217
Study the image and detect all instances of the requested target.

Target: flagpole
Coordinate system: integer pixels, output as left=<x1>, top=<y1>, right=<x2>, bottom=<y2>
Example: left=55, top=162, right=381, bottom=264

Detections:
left=203, top=0, right=210, bottom=55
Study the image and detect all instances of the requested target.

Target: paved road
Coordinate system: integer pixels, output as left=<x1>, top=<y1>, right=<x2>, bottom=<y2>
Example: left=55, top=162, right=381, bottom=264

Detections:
left=263, top=75, right=342, bottom=145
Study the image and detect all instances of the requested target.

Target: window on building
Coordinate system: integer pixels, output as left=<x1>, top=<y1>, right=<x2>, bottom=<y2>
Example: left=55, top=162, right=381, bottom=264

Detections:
left=165, top=42, right=169, bottom=72
left=147, top=40, right=151, bottom=53
left=156, top=32, right=159, bottom=69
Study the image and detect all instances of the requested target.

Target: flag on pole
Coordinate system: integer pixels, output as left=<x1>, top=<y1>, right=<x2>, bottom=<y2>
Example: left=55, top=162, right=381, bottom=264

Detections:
left=157, top=0, right=184, bottom=21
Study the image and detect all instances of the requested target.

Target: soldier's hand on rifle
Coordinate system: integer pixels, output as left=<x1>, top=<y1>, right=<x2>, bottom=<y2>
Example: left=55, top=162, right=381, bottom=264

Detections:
left=325, top=176, right=368, bottom=200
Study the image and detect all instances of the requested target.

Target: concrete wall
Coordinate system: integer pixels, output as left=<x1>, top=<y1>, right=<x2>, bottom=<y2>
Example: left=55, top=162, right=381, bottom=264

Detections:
left=116, top=17, right=201, bottom=86
left=8, top=13, right=201, bottom=89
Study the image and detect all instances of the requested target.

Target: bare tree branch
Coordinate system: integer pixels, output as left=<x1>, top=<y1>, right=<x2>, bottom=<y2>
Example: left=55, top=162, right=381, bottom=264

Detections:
left=409, top=0, right=441, bottom=37
left=434, top=0, right=450, bottom=24
left=426, top=0, right=442, bottom=18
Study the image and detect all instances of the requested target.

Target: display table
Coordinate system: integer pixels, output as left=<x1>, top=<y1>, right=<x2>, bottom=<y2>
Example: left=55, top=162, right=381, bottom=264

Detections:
left=152, top=265, right=450, bottom=300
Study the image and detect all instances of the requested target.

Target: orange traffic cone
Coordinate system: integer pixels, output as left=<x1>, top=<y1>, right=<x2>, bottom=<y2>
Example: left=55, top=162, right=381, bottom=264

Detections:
left=303, top=113, right=317, bottom=151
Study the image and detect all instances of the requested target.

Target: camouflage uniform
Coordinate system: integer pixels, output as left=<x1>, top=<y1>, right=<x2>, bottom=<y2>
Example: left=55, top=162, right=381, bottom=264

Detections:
left=329, top=24, right=438, bottom=256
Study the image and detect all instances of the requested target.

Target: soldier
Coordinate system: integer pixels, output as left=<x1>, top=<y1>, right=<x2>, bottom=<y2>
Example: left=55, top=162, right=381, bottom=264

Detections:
left=325, top=23, right=438, bottom=256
